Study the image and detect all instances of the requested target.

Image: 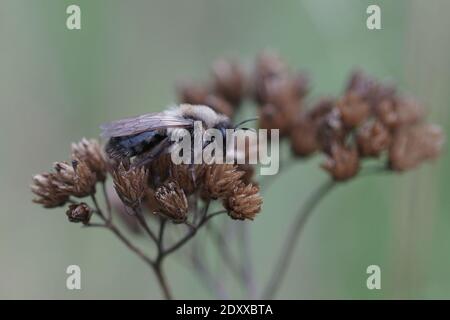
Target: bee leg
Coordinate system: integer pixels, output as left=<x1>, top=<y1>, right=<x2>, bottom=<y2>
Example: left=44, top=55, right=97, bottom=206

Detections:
left=132, top=137, right=171, bottom=168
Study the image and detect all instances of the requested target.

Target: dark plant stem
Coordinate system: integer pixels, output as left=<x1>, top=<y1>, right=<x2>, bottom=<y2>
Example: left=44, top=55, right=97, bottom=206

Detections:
left=153, top=263, right=172, bottom=300
left=163, top=210, right=226, bottom=256
left=133, top=207, right=158, bottom=243
left=262, top=179, right=336, bottom=299
left=89, top=194, right=173, bottom=299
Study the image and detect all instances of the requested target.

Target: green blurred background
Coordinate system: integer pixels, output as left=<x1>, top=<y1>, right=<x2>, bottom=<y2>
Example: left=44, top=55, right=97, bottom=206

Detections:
left=1, top=0, right=449, bottom=299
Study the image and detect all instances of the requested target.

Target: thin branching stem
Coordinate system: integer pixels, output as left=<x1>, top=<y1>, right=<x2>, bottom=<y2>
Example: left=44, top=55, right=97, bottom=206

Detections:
left=163, top=210, right=226, bottom=257
left=133, top=207, right=158, bottom=244
left=89, top=194, right=173, bottom=299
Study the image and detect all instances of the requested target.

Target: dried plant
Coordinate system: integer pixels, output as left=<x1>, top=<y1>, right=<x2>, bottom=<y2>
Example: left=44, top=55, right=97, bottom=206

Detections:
left=31, top=51, right=444, bottom=300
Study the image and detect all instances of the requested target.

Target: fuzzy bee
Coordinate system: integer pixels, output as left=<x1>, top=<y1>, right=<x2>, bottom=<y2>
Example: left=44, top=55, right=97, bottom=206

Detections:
left=101, top=104, right=249, bottom=167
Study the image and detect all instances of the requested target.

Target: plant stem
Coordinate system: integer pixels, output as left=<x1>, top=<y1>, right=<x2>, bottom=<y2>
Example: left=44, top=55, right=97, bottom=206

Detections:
left=89, top=194, right=174, bottom=299
left=262, top=179, right=336, bottom=299
left=133, top=207, right=158, bottom=243
left=154, top=263, right=173, bottom=300
left=163, top=210, right=226, bottom=256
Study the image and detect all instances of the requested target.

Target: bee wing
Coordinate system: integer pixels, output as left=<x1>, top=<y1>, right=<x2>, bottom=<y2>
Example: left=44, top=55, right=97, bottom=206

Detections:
left=100, top=112, right=193, bottom=138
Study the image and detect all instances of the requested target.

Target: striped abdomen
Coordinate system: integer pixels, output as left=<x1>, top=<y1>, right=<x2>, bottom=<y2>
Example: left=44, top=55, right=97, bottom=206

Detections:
left=105, top=130, right=165, bottom=159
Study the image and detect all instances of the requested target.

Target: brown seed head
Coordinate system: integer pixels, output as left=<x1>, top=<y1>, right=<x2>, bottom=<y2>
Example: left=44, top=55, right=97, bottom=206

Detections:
left=375, top=96, right=425, bottom=129
left=389, top=124, right=445, bottom=171
left=356, top=120, right=391, bottom=157
left=71, top=138, right=107, bottom=182
left=169, top=163, right=206, bottom=195
left=237, top=164, right=255, bottom=185
left=154, top=181, right=188, bottom=223
left=112, top=163, right=149, bottom=209
left=321, top=143, right=360, bottom=181
left=66, top=203, right=92, bottom=224
left=31, top=173, right=69, bottom=208
left=53, top=160, right=97, bottom=197
left=211, top=58, right=246, bottom=107
left=252, top=51, right=288, bottom=104
left=258, top=103, right=292, bottom=136
left=317, top=108, right=346, bottom=154
left=336, top=92, right=370, bottom=128
left=290, top=113, right=320, bottom=157
left=224, top=182, right=262, bottom=220
left=177, top=81, right=210, bottom=105
left=203, top=164, right=245, bottom=199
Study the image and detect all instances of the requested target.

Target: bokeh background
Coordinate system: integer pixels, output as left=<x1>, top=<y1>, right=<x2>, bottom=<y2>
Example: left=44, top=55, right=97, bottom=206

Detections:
left=1, top=0, right=449, bottom=299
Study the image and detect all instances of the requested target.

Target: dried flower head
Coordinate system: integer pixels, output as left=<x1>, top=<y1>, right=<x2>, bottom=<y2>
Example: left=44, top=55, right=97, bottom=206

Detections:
left=259, top=103, right=293, bottom=137
left=356, top=120, right=391, bottom=157
left=375, top=96, right=425, bottom=129
left=203, top=164, right=245, bottom=199
left=112, top=163, right=149, bottom=209
left=224, top=183, right=262, bottom=220
left=71, top=138, right=107, bottom=182
left=31, top=173, right=69, bottom=208
left=336, top=92, right=370, bottom=128
left=177, top=81, right=209, bottom=105
left=106, top=184, right=141, bottom=233
left=154, top=181, right=188, bottom=223
left=389, top=124, right=445, bottom=171
left=66, top=203, right=92, bottom=224
left=321, top=143, right=360, bottom=181
left=253, top=51, right=287, bottom=103
left=211, top=58, right=246, bottom=107
left=290, top=113, right=320, bottom=157
left=169, top=164, right=206, bottom=195
left=53, top=160, right=97, bottom=197
left=317, top=108, right=346, bottom=154
left=237, top=164, right=255, bottom=185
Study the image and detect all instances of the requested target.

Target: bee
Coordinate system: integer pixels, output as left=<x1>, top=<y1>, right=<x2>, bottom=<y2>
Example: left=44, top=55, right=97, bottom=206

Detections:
left=101, top=104, right=254, bottom=167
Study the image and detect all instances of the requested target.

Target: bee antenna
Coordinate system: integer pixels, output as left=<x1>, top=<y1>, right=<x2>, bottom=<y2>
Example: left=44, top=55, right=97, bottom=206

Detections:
left=234, top=117, right=259, bottom=129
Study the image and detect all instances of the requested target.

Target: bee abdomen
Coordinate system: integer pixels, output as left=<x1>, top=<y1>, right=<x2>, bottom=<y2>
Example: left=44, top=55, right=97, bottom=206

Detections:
left=105, top=131, right=164, bottom=160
